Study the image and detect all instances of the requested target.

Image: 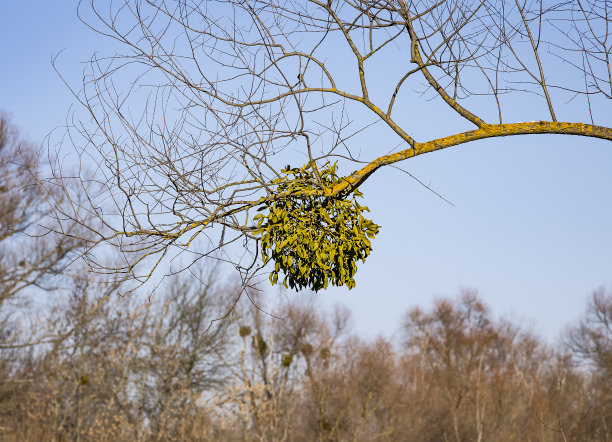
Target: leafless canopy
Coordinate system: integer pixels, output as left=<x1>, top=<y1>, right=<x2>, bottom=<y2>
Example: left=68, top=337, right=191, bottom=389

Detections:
left=0, top=115, right=81, bottom=307
left=48, top=0, right=612, bottom=290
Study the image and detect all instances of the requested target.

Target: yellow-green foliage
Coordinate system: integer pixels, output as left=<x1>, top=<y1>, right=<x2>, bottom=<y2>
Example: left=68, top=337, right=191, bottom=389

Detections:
left=253, top=163, right=380, bottom=292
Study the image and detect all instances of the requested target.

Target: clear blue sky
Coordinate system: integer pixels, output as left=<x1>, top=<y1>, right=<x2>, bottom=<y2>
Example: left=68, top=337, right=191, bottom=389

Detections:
left=2, top=1, right=611, bottom=344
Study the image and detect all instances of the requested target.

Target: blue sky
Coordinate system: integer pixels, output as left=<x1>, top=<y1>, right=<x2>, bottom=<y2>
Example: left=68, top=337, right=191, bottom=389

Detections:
left=2, top=1, right=611, bottom=343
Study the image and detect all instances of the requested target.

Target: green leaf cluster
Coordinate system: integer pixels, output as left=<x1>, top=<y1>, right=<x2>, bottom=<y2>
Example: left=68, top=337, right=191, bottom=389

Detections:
left=253, top=162, right=380, bottom=292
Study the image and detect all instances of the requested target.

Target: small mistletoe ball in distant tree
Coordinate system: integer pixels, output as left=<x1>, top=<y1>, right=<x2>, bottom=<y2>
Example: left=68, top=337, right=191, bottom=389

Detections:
left=253, top=162, right=380, bottom=292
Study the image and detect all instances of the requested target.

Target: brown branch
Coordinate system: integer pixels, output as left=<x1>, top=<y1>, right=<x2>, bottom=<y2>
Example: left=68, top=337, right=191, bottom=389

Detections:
left=397, top=0, right=487, bottom=128
left=335, top=121, right=612, bottom=195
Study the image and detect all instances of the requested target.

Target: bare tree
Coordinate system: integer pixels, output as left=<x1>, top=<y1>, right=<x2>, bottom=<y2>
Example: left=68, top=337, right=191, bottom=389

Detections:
left=219, top=294, right=350, bottom=440
left=0, top=114, right=85, bottom=352
left=2, top=278, right=611, bottom=440
left=0, top=113, right=84, bottom=440
left=0, top=264, right=236, bottom=441
left=49, top=0, right=612, bottom=292
left=567, top=288, right=612, bottom=376
left=565, top=288, right=612, bottom=439
left=0, top=115, right=78, bottom=307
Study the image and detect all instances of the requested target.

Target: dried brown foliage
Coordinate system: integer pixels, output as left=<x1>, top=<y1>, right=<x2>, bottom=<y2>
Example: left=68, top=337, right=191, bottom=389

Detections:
left=1, top=109, right=611, bottom=441
left=4, top=279, right=611, bottom=441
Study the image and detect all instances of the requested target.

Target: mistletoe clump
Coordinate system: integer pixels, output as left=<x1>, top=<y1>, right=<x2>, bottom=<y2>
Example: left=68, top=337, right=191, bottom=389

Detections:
left=253, top=162, right=380, bottom=292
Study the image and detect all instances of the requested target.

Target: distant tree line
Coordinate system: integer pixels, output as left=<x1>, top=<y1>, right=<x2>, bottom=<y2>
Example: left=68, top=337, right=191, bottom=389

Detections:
left=1, top=116, right=611, bottom=441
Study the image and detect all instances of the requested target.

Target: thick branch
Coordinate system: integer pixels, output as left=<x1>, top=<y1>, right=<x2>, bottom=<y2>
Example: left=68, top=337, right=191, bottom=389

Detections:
left=118, top=121, right=612, bottom=239
left=335, top=121, right=612, bottom=195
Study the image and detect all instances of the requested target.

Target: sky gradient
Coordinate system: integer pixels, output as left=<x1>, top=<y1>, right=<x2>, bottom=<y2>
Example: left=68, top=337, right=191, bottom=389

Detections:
left=2, top=1, right=611, bottom=344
